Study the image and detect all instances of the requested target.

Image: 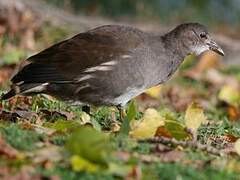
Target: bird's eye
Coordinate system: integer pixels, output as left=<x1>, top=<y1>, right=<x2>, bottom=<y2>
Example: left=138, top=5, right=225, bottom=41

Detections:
left=199, top=32, right=207, bottom=39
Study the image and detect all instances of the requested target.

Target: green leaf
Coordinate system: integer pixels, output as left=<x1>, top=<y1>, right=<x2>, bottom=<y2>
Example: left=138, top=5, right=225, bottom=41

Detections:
left=119, top=101, right=137, bottom=136
left=126, top=100, right=137, bottom=121
left=65, top=126, right=112, bottom=166
left=2, top=48, right=25, bottom=65
left=107, top=163, right=132, bottom=177
left=119, top=118, right=131, bottom=137
left=44, top=120, right=81, bottom=132
left=164, top=113, right=189, bottom=140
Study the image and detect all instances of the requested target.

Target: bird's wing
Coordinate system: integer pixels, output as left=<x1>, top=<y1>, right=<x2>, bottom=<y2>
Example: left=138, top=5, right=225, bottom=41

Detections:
left=12, top=25, right=145, bottom=84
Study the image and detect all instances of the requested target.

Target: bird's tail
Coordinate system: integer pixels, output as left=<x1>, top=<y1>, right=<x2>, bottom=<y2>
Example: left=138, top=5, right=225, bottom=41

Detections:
left=1, top=83, right=48, bottom=100
left=1, top=89, right=16, bottom=100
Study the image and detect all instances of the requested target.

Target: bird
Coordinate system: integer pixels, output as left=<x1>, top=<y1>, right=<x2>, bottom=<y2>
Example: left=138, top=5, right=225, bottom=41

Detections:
left=1, top=23, right=224, bottom=119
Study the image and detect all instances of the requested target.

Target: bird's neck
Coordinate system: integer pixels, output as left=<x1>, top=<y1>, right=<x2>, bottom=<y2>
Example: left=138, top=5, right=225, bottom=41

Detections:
left=161, top=31, right=190, bottom=64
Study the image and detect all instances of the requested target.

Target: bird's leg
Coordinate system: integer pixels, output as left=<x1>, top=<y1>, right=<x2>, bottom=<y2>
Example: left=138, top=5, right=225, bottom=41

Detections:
left=117, top=105, right=126, bottom=122
left=82, top=105, right=91, bottom=114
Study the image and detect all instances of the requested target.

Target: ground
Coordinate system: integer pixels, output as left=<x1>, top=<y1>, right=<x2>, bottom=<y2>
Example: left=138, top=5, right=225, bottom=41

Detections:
left=0, top=22, right=240, bottom=180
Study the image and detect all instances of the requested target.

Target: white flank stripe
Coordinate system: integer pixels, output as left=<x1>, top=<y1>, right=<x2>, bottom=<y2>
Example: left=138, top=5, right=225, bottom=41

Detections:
left=122, top=55, right=132, bottom=59
left=84, top=61, right=117, bottom=73
left=100, top=61, right=118, bottom=66
left=75, top=84, right=89, bottom=94
left=23, top=83, right=49, bottom=94
left=77, top=74, right=93, bottom=82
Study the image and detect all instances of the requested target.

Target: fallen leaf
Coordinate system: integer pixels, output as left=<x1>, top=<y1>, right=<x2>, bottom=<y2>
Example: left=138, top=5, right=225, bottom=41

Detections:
left=119, top=101, right=137, bottom=136
left=66, top=126, right=112, bottom=166
left=130, top=108, right=164, bottom=139
left=0, top=110, right=20, bottom=122
left=145, top=85, right=162, bottom=99
left=80, top=112, right=91, bottom=124
left=41, top=109, right=75, bottom=120
left=164, top=119, right=189, bottom=140
left=159, top=150, right=185, bottom=162
left=219, top=85, right=240, bottom=107
left=0, top=65, right=15, bottom=85
left=0, top=166, right=43, bottom=180
left=108, top=163, right=132, bottom=177
left=165, top=85, right=193, bottom=112
left=70, top=155, right=99, bottom=172
left=0, top=109, right=38, bottom=122
left=154, top=126, right=172, bottom=138
left=204, top=69, right=239, bottom=88
left=127, top=100, right=137, bottom=121
left=204, top=69, right=227, bottom=85
left=183, top=51, right=221, bottom=80
left=14, top=109, right=38, bottom=120
left=234, top=139, right=240, bottom=156
left=223, top=134, right=239, bottom=143
left=227, top=106, right=240, bottom=121
left=0, top=135, right=19, bottom=159
left=33, top=146, right=62, bottom=164
left=126, top=165, right=142, bottom=180
left=185, top=102, right=207, bottom=136
left=44, top=120, right=81, bottom=133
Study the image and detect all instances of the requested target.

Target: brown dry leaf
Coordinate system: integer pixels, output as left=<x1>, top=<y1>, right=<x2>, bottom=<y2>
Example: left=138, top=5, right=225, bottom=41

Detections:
left=41, top=109, right=75, bottom=120
left=184, top=51, right=221, bottom=80
left=204, top=69, right=225, bottom=85
left=130, top=108, right=164, bottom=139
left=185, top=102, right=207, bottom=136
left=159, top=150, right=185, bottom=163
left=155, top=126, right=172, bottom=138
left=0, top=166, right=43, bottom=180
left=223, top=134, right=239, bottom=143
left=0, top=135, right=19, bottom=159
left=32, top=146, right=62, bottom=164
left=14, top=109, right=38, bottom=120
left=227, top=106, right=240, bottom=121
left=7, top=96, right=32, bottom=110
left=0, top=110, right=20, bottom=122
left=126, top=165, right=142, bottom=180
left=195, top=51, right=221, bottom=72
left=31, top=124, right=56, bottom=135
left=204, top=69, right=239, bottom=90
left=0, top=65, right=15, bottom=85
left=0, top=109, right=38, bottom=122
left=165, top=85, right=194, bottom=112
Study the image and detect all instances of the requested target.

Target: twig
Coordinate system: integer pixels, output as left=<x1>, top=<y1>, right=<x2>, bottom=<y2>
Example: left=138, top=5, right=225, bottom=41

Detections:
left=138, top=137, right=225, bottom=156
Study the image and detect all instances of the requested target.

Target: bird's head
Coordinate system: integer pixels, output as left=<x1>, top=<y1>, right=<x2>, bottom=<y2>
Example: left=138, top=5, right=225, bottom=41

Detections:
left=171, top=23, right=224, bottom=57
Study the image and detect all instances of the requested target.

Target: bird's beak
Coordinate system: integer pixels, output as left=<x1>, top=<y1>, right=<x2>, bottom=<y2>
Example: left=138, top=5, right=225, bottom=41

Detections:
left=206, top=39, right=224, bottom=56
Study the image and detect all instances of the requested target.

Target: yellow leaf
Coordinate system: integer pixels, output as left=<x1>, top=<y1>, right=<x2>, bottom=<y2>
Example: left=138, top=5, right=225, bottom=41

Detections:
left=185, top=102, right=207, bottom=135
left=130, top=108, right=164, bottom=138
left=70, top=155, right=99, bottom=172
left=219, top=85, right=240, bottom=107
left=145, top=85, right=162, bottom=99
left=80, top=112, right=91, bottom=124
left=234, top=139, right=240, bottom=156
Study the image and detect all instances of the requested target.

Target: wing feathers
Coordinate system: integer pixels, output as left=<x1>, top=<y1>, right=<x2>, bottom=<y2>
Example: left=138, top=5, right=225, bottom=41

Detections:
left=12, top=63, right=69, bottom=84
